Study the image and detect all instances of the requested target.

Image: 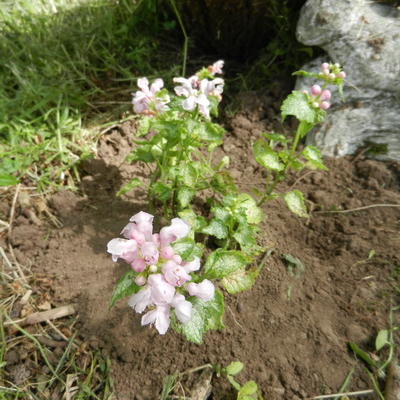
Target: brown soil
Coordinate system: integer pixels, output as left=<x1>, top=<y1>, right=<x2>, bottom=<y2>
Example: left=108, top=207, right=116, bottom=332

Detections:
left=5, top=91, right=400, bottom=399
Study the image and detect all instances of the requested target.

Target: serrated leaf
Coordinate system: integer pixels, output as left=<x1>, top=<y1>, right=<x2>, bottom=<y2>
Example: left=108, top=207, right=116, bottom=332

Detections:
left=177, top=186, right=195, bottom=208
left=173, top=289, right=225, bottom=344
left=226, top=361, right=244, bottom=376
left=234, top=193, right=263, bottom=224
left=204, top=249, right=250, bottom=279
left=109, top=271, right=140, bottom=308
left=205, top=289, right=225, bottom=330
left=238, top=381, right=258, bottom=396
left=150, top=182, right=172, bottom=202
left=302, top=145, right=328, bottom=170
left=221, top=268, right=258, bottom=294
left=172, top=237, right=203, bottom=261
left=212, top=206, right=231, bottom=223
left=0, top=174, right=18, bottom=186
left=375, top=329, right=389, bottom=351
left=179, top=164, right=198, bottom=187
left=262, top=132, right=288, bottom=143
left=116, top=178, right=142, bottom=196
left=253, top=140, right=284, bottom=171
left=281, top=91, right=315, bottom=123
left=284, top=190, right=308, bottom=218
left=127, top=145, right=155, bottom=163
left=201, top=219, right=228, bottom=239
left=233, top=224, right=262, bottom=256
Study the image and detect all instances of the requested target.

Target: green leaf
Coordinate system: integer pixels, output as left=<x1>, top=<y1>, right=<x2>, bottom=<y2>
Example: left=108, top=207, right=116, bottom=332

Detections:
left=226, top=361, right=244, bottom=376
left=116, top=178, right=142, bottom=196
left=262, top=132, right=288, bottom=143
left=178, top=209, right=207, bottom=232
left=234, top=193, right=263, bottom=224
left=281, top=91, right=315, bottom=123
left=375, top=329, right=389, bottom=351
left=284, top=190, right=308, bottom=218
left=201, top=219, right=228, bottom=239
left=302, top=145, right=328, bottom=170
left=233, top=224, right=262, bottom=256
left=109, top=271, right=140, bottom=308
left=238, top=381, right=258, bottom=397
left=174, top=289, right=225, bottom=344
left=204, top=249, right=250, bottom=279
left=0, top=174, right=18, bottom=186
left=179, top=164, right=198, bottom=187
left=221, top=268, right=258, bottom=294
left=150, top=182, right=172, bottom=202
left=253, top=140, right=284, bottom=171
left=205, top=289, right=225, bottom=330
left=349, top=342, right=377, bottom=369
left=127, top=145, right=155, bottom=163
left=177, top=186, right=195, bottom=208
left=172, top=237, right=203, bottom=261
left=212, top=206, right=231, bottom=223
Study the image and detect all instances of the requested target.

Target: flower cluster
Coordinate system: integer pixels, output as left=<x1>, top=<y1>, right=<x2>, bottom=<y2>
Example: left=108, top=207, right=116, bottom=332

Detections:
left=319, top=62, right=346, bottom=81
left=302, top=84, right=332, bottom=110
left=131, top=60, right=225, bottom=119
left=107, top=212, right=215, bottom=335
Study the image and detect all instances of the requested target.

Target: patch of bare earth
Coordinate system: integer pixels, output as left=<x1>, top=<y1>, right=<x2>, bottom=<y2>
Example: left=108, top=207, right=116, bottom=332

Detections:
left=5, top=92, right=400, bottom=399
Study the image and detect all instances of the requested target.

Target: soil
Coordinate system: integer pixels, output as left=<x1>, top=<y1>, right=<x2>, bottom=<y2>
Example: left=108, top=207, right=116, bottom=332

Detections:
left=4, top=90, right=400, bottom=399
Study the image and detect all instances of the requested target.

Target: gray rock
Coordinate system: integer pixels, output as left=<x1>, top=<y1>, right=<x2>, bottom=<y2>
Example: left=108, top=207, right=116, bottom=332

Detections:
left=295, top=0, right=400, bottom=160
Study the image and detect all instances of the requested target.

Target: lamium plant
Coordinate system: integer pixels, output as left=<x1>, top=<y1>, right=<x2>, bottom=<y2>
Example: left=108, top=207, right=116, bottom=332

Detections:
left=253, top=62, right=345, bottom=217
left=108, top=60, right=345, bottom=343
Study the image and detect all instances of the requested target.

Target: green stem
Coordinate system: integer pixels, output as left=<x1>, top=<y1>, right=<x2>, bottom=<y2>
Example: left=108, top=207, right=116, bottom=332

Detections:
left=169, top=0, right=188, bottom=76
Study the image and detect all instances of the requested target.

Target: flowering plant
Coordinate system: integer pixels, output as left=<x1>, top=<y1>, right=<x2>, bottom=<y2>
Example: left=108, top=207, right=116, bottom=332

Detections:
left=253, top=62, right=346, bottom=216
left=107, top=211, right=259, bottom=343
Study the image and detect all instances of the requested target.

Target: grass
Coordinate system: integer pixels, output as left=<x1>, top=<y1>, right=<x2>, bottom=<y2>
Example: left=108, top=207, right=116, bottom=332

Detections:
left=0, top=0, right=181, bottom=190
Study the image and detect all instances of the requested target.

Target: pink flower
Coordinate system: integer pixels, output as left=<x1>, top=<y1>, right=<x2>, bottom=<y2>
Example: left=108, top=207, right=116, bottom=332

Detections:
left=141, top=305, right=170, bottom=335
left=160, top=218, right=190, bottom=246
left=160, top=246, right=174, bottom=259
left=107, top=238, right=137, bottom=263
left=121, top=223, right=146, bottom=245
left=141, top=241, right=159, bottom=265
left=209, top=60, right=224, bottom=75
left=129, top=211, right=154, bottom=241
left=162, top=260, right=192, bottom=287
left=187, top=280, right=215, bottom=301
left=131, top=258, right=146, bottom=272
left=320, top=89, right=331, bottom=101
left=320, top=101, right=330, bottom=110
left=200, top=78, right=224, bottom=98
left=148, top=274, right=175, bottom=304
left=311, top=84, right=321, bottom=96
left=128, top=287, right=152, bottom=313
left=171, top=294, right=192, bottom=324
left=183, top=256, right=201, bottom=273
left=132, top=78, right=170, bottom=115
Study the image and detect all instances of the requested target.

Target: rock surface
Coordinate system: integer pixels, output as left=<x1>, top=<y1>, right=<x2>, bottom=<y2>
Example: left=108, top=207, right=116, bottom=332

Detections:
left=295, top=0, right=400, bottom=160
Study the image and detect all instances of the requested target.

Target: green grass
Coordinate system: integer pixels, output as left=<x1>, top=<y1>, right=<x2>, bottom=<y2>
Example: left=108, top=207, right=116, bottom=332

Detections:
left=0, top=0, right=181, bottom=190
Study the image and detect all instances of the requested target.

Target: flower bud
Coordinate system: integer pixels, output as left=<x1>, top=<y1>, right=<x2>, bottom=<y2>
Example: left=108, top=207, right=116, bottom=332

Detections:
left=334, top=63, right=340, bottom=68
left=329, top=73, right=336, bottom=80
left=311, top=84, right=321, bottom=96
left=320, top=89, right=331, bottom=101
left=320, top=101, right=330, bottom=110
left=323, top=69, right=330, bottom=76
left=135, top=276, right=146, bottom=286
left=301, top=89, right=309, bottom=95
left=312, top=102, right=320, bottom=108
left=131, top=258, right=146, bottom=272
left=321, top=62, right=330, bottom=70
left=337, top=71, right=346, bottom=79
left=149, top=264, right=158, bottom=273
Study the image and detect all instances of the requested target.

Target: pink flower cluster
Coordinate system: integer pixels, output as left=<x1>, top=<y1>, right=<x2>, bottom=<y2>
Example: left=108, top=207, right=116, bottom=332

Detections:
left=132, top=78, right=170, bottom=115
left=107, top=212, right=215, bottom=335
left=173, top=60, right=224, bottom=119
left=319, top=62, right=346, bottom=81
left=303, top=84, right=332, bottom=110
